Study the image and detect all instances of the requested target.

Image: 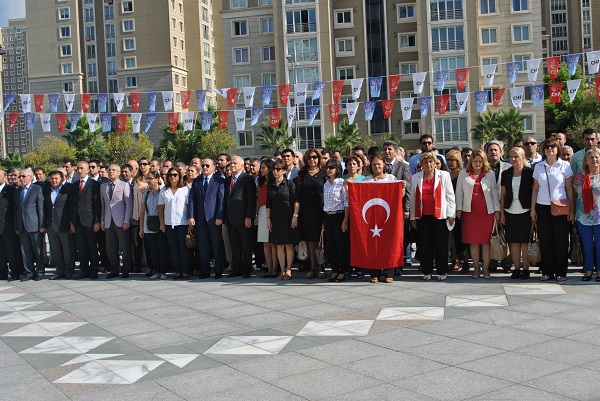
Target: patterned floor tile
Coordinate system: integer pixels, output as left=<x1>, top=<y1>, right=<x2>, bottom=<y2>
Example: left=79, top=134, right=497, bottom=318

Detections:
left=376, top=307, right=445, bottom=321
left=296, top=320, right=374, bottom=336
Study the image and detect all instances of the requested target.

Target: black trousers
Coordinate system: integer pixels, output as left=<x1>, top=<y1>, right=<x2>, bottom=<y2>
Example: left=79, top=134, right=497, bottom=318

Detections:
left=105, top=222, right=131, bottom=274
left=228, top=223, right=253, bottom=275
left=97, top=229, right=110, bottom=269
left=47, top=227, right=74, bottom=278
left=130, top=223, right=144, bottom=269
left=323, top=212, right=349, bottom=275
left=144, top=232, right=168, bottom=274
left=417, top=215, right=449, bottom=275
left=76, top=222, right=98, bottom=275
left=0, top=232, right=21, bottom=279
left=536, top=204, right=570, bottom=277
left=197, top=220, right=224, bottom=275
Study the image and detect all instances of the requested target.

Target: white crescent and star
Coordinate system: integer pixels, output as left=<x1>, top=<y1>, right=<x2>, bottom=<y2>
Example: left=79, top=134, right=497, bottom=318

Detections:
left=361, top=198, right=391, bottom=238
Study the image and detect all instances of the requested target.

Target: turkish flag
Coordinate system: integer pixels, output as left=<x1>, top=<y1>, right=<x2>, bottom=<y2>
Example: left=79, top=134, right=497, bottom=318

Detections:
left=116, top=113, right=127, bottom=132
left=217, top=110, right=229, bottom=129
left=492, top=88, right=505, bottom=107
left=269, top=108, right=281, bottom=128
left=56, top=114, right=67, bottom=132
left=456, top=68, right=469, bottom=90
left=130, top=92, right=141, bottom=111
left=278, top=84, right=291, bottom=105
left=332, top=80, right=345, bottom=101
left=547, top=56, right=561, bottom=79
left=226, top=88, right=238, bottom=107
left=549, top=81, right=563, bottom=104
left=80, top=94, right=91, bottom=112
left=181, top=90, right=191, bottom=110
left=348, top=181, right=404, bottom=269
left=168, top=112, right=179, bottom=131
left=388, top=75, right=402, bottom=96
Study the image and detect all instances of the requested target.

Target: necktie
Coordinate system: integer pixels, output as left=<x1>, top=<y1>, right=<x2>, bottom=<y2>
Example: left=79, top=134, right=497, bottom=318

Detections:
left=79, top=180, right=85, bottom=195
left=386, top=163, right=393, bottom=174
left=230, top=176, right=235, bottom=191
left=108, top=182, right=114, bottom=200
left=203, top=176, right=208, bottom=194
left=20, top=186, right=26, bottom=204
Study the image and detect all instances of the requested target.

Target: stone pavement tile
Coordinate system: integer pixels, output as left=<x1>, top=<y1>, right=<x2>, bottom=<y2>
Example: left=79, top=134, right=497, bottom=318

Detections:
left=269, top=365, right=385, bottom=400
left=233, top=311, right=305, bottom=329
left=131, top=305, right=195, bottom=321
left=227, top=290, right=289, bottom=304
left=41, top=312, right=85, bottom=323
left=522, top=366, right=600, bottom=399
left=0, top=363, right=44, bottom=387
left=277, top=336, right=322, bottom=353
left=297, top=338, right=390, bottom=365
left=407, top=294, right=449, bottom=307
left=2, top=336, right=55, bottom=352
left=3, top=381, right=71, bottom=401
left=230, top=351, right=330, bottom=381
left=325, top=294, right=395, bottom=310
left=461, top=326, right=554, bottom=351
left=509, top=316, right=598, bottom=338
left=200, top=382, right=306, bottom=401
left=156, top=365, right=261, bottom=398
left=442, top=307, right=485, bottom=319
left=543, top=292, right=600, bottom=306
left=515, top=337, right=600, bottom=366
left=0, top=346, right=27, bottom=368
left=456, top=351, right=570, bottom=383
left=397, top=366, right=512, bottom=400
left=321, top=383, right=437, bottom=401
left=157, top=314, right=221, bottom=329
left=357, top=327, right=447, bottom=351
left=0, top=322, right=28, bottom=335
left=286, top=304, right=356, bottom=320
left=103, top=320, right=166, bottom=337
left=135, top=360, right=188, bottom=382
left=202, top=304, right=271, bottom=320
left=506, top=298, right=580, bottom=317
left=407, top=339, right=504, bottom=365
left=119, top=299, right=174, bottom=312
left=123, top=329, right=195, bottom=349
left=412, top=317, right=494, bottom=337
left=300, top=289, right=360, bottom=303
left=85, top=312, right=146, bottom=328
left=459, top=308, right=538, bottom=326
left=176, top=339, right=225, bottom=354
left=173, top=320, right=251, bottom=340
left=327, top=308, right=384, bottom=322
left=203, top=353, right=271, bottom=365
left=271, top=283, right=338, bottom=296
left=192, top=298, right=247, bottom=312
left=341, top=351, right=446, bottom=382
left=468, top=384, right=576, bottom=400
left=556, top=307, right=600, bottom=325
left=369, top=288, right=436, bottom=302
left=566, top=328, right=600, bottom=346
left=254, top=296, right=320, bottom=310
left=202, top=285, right=263, bottom=298
left=69, top=380, right=184, bottom=401
left=61, top=303, right=123, bottom=318
left=20, top=353, right=82, bottom=370
left=368, top=320, right=427, bottom=335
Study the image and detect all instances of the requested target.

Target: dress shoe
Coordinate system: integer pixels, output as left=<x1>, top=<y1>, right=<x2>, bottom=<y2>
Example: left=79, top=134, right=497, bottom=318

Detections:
left=214, top=273, right=223, bottom=279
left=242, top=273, right=251, bottom=279
left=50, top=274, right=66, bottom=280
left=74, top=273, right=90, bottom=280
left=34, top=276, right=43, bottom=281
left=199, top=273, right=210, bottom=279
left=0, top=276, right=7, bottom=281
left=228, top=272, right=242, bottom=278
left=20, top=276, right=31, bottom=282
left=106, top=272, right=120, bottom=279
left=7, top=277, right=14, bottom=282
left=90, top=272, right=98, bottom=280
left=121, top=272, right=130, bottom=278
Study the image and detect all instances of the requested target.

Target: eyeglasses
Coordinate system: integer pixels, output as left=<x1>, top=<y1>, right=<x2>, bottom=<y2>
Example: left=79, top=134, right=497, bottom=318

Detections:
left=544, top=144, right=557, bottom=149
left=139, top=162, right=149, bottom=166
left=19, top=175, right=28, bottom=178
left=421, top=141, right=433, bottom=145
left=274, top=168, right=284, bottom=171
left=201, top=164, right=211, bottom=168
left=524, top=142, right=537, bottom=146
left=89, top=165, right=97, bottom=169
left=326, top=166, right=336, bottom=170
left=167, top=173, right=179, bottom=177
left=308, top=155, right=318, bottom=160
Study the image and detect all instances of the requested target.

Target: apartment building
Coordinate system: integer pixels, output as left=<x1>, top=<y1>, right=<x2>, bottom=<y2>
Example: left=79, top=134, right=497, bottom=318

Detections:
left=25, top=0, right=223, bottom=146
left=1, top=19, right=30, bottom=156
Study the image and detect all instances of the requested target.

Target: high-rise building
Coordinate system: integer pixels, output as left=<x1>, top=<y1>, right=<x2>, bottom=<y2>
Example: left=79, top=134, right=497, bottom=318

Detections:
left=1, top=19, right=30, bottom=157
left=222, top=0, right=546, bottom=156
left=25, top=0, right=223, bottom=147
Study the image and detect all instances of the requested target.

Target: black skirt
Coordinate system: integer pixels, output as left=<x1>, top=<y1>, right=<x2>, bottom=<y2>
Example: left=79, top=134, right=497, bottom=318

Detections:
left=505, top=211, right=531, bottom=244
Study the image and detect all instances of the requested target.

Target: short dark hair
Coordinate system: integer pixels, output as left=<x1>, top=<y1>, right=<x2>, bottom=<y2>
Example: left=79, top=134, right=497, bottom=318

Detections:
left=244, top=157, right=251, bottom=162
left=273, top=151, right=281, bottom=157
left=367, top=146, right=380, bottom=158
left=49, top=170, right=64, bottom=180
left=63, top=159, right=75, bottom=166
left=121, top=164, right=133, bottom=172
left=582, top=128, right=597, bottom=138
left=321, top=149, right=332, bottom=157
left=325, top=159, right=343, bottom=178
left=512, top=138, right=524, bottom=146
left=461, top=147, right=472, bottom=155
left=218, top=153, right=230, bottom=161
left=419, top=134, right=433, bottom=144
left=382, top=141, right=398, bottom=150
left=352, top=145, right=365, bottom=153
left=34, top=167, right=45, bottom=174
left=281, top=148, right=294, bottom=156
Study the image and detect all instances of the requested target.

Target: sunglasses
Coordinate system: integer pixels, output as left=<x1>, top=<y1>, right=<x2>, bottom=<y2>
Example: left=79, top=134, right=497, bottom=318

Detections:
left=201, top=164, right=211, bottom=168
left=89, top=165, right=97, bottom=168
left=421, top=141, right=433, bottom=145
left=524, top=142, right=537, bottom=146
left=544, top=144, right=557, bottom=149
left=167, top=173, right=179, bottom=177
left=326, top=166, right=336, bottom=170
left=274, top=168, right=284, bottom=171
left=145, top=177, right=156, bottom=180
left=139, top=162, right=149, bottom=166
left=308, top=155, right=318, bottom=159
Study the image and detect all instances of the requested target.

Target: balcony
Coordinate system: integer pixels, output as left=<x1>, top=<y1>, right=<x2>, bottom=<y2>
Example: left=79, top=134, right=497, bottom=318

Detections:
left=286, top=23, right=317, bottom=34
left=431, top=40, right=464, bottom=52
left=430, top=8, right=463, bottom=21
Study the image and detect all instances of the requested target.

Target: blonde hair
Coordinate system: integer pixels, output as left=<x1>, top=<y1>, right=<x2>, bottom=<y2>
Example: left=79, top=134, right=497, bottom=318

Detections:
left=419, top=151, right=437, bottom=166
left=583, top=148, right=600, bottom=173
left=466, top=149, right=491, bottom=174
left=445, top=150, right=463, bottom=170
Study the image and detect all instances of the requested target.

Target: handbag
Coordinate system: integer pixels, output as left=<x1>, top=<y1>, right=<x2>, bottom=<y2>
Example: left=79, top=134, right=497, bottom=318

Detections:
left=570, top=226, right=584, bottom=266
left=185, top=227, right=197, bottom=249
left=315, top=231, right=327, bottom=265
left=146, top=216, right=160, bottom=232
left=489, top=219, right=508, bottom=261
left=296, top=241, right=309, bottom=261
left=544, top=165, right=571, bottom=216
left=527, top=222, right=542, bottom=263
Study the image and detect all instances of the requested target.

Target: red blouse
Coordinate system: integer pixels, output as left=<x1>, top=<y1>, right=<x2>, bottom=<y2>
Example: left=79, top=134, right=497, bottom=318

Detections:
left=422, top=177, right=435, bottom=215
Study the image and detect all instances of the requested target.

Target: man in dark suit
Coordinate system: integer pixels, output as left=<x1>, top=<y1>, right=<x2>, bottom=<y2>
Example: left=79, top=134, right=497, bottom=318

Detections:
left=88, top=160, right=110, bottom=271
left=43, top=171, right=74, bottom=280
left=0, top=170, right=21, bottom=281
left=14, top=168, right=45, bottom=281
left=223, top=155, right=256, bottom=278
left=71, top=161, right=101, bottom=279
left=188, top=158, right=225, bottom=279
left=100, top=164, right=132, bottom=278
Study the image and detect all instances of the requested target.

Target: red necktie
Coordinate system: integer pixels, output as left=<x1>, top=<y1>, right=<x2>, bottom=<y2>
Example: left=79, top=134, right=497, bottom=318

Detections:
left=79, top=180, right=85, bottom=195
left=230, top=176, right=235, bottom=191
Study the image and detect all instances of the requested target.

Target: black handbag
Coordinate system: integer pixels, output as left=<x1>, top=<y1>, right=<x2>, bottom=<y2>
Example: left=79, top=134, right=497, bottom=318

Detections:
left=146, top=216, right=160, bottom=232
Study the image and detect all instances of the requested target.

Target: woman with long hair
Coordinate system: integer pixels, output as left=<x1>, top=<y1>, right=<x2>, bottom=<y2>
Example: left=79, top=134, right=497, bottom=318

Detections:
left=139, top=171, right=168, bottom=279
left=445, top=150, right=467, bottom=271
left=255, top=159, right=279, bottom=278
left=323, top=159, right=349, bottom=282
left=131, top=157, right=149, bottom=273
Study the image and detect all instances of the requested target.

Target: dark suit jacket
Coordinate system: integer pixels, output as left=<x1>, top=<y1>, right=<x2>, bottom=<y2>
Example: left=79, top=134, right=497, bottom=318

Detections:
left=71, top=177, right=101, bottom=228
left=34, top=180, right=51, bottom=192
left=390, top=161, right=411, bottom=212
left=0, top=184, right=16, bottom=235
left=187, top=174, right=225, bottom=225
left=501, top=166, right=534, bottom=209
left=43, top=184, right=73, bottom=233
left=223, top=173, right=256, bottom=226
left=14, top=183, right=44, bottom=233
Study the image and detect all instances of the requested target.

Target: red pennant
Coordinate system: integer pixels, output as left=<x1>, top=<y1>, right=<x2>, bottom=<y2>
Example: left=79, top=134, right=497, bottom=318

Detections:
left=168, top=112, right=180, bottom=131
left=181, top=90, right=191, bottom=110
left=547, top=56, right=561, bottom=79
left=381, top=99, right=395, bottom=119
left=388, top=75, right=402, bottom=96
left=329, top=104, right=341, bottom=123
left=549, top=81, right=563, bottom=104
left=455, top=68, right=469, bottom=91
left=80, top=94, right=91, bottom=112
left=226, top=88, right=238, bottom=107
left=278, top=84, right=291, bottom=105
left=56, top=114, right=67, bottom=132
left=269, top=108, right=281, bottom=128
left=492, top=88, right=505, bottom=107
left=116, top=113, right=127, bottom=132
left=437, top=94, right=451, bottom=115
left=34, top=94, right=45, bottom=112
left=332, top=80, right=345, bottom=101
left=130, top=92, right=141, bottom=111
left=7, top=113, right=19, bottom=131
left=595, top=77, right=600, bottom=100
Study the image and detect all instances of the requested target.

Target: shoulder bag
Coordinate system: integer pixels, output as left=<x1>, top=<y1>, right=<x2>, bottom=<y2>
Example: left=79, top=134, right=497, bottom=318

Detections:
left=527, top=222, right=542, bottom=263
left=315, top=230, right=327, bottom=266
left=489, top=219, right=508, bottom=261
left=569, top=225, right=584, bottom=266
left=185, top=227, right=197, bottom=249
left=544, top=165, right=571, bottom=216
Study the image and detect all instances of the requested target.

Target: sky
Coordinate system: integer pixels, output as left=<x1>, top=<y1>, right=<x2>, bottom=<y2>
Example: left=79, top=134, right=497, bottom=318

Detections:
left=0, top=0, right=26, bottom=27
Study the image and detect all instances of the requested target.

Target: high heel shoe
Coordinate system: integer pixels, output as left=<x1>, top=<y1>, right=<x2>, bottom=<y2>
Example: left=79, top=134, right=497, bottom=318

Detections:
left=328, top=273, right=338, bottom=282
left=471, top=265, right=480, bottom=279
left=482, top=269, right=491, bottom=279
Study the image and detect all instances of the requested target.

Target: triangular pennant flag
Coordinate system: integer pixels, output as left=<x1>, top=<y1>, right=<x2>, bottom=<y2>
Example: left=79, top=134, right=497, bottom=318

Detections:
left=351, top=78, right=364, bottom=99
left=549, top=81, right=563, bottom=104
left=329, top=104, right=341, bottom=123
left=492, top=88, right=505, bottom=107
left=586, top=51, right=600, bottom=75
left=147, top=92, right=157, bottom=112
left=162, top=91, right=174, bottom=111
left=116, top=113, right=127, bottom=132
left=306, top=105, right=320, bottom=125
left=180, top=90, right=192, bottom=110
left=474, top=90, right=489, bottom=112
left=530, top=84, right=545, bottom=106
left=364, top=101, right=376, bottom=120
left=86, top=113, right=99, bottom=131
left=251, top=108, right=263, bottom=126
left=269, top=108, right=281, bottom=128
left=262, top=86, right=274, bottom=106
left=131, top=113, right=142, bottom=134
left=437, top=94, right=451, bottom=115
left=547, top=56, right=561, bottom=79
left=129, top=92, right=141, bottom=111
left=48, top=94, right=59, bottom=112
left=113, top=93, right=125, bottom=112
left=168, top=112, right=179, bottom=131
left=412, top=72, right=427, bottom=94
left=64, top=94, right=75, bottom=112
left=97, top=93, right=108, bottom=112
left=7, top=113, right=19, bottom=131
left=456, top=68, right=469, bottom=90
left=455, top=92, right=469, bottom=114
left=101, top=113, right=112, bottom=132
left=24, top=112, right=35, bottom=131
left=287, top=106, right=296, bottom=126
left=278, top=84, right=291, bottom=105
left=566, top=54, right=580, bottom=76
left=435, top=70, right=449, bottom=91
left=419, top=96, right=432, bottom=117
left=213, top=88, right=229, bottom=99
left=381, top=99, right=395, bottom=119
left=312, top=82, right=326, bottom=100
left=69, top=113, right=81, bottom=132
left=233, top=109, right=246, bottom=131
left=226, top=88, right=239, bottom=107
left=55, top=113, right=67, bottom=132
left=243, top=87, right=256, bottom=108
left=346, top=102, right=359, bottom=124
left=566, top=79, right=582, bottom=102
left=40, top=113, right=52, bottom=132
left=367, top=77, right=381, bottom=98
left=400, top=98, right=414, bottom=121
left=80, top=94, right=91, bottom=112
left=509, top=87, right=525, bottom=108
left=595, top=77, right=600, bottom=100
left=19, top=94, right=31, bottom=113
left=144, top=113, right=157, bottom=133
left=0, top=100, right=3, bottom=122
left=217, top=110, right=229, bottom=129
left=195, top=90, right=207, bottom=110
left=506, top=62, right=521, bottom=84
left=182, top=111, right=195, bottom=131
left=34, top=94, right=45, bottom=112
left=526, top=59, right=541, bottom=82
left=332, top=80, right=345, bottom=101
left=388, top=75, right=402, bottom=97
left=482, top=64, right=497, bottom=86
left=294, top=83, right=307, bottom=104
left=200, top=111, right=212, bottom=130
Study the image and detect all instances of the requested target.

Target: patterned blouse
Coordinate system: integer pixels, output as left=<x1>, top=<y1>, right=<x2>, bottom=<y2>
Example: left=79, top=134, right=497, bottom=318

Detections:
left=573, top=172, right=600, bottom=226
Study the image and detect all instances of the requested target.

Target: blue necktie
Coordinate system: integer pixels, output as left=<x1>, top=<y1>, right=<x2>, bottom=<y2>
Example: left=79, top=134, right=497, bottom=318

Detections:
left=108, top=183, right=114, bottom=200
left=203, top=177, right=208, bottom=194
left=20, top=187, right=27, bottom=204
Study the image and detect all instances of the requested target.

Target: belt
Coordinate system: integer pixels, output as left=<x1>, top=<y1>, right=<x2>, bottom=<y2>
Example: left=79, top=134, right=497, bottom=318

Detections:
left=326, top=210, right=345, bottom=215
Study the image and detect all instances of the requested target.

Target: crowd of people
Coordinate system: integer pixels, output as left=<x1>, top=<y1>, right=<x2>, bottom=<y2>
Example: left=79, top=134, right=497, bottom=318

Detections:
left=0, top=128, right=597, bottom=284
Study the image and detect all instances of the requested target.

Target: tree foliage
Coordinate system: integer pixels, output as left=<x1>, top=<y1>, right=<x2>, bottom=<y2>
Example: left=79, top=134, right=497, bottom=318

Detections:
left=105, top=118, right=153, bottom=165
left=198, top=129, right=238, bottom=159
left=24, top=136, right=76, bottom=171
left=471, top=109, right=525, bottom=151
left=0, top=153, right=25, bottom=169
left=544, top=62, right=586, bottom=136
left=565, top=85, right=600, bottom=150
left=63, top=115, right=108, bottom=161
left=323, top=119, right=375, bottom=156
left=256, top=119, right=293, bottom=152
left=158, top=123, right=203, bottom=163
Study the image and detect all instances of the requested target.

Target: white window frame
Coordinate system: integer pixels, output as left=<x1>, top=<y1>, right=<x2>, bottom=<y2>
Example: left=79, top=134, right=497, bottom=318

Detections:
left=480, top=27, right=498, bottom=45
left=511, top=0, right=529, bottom=13
left=479, top=0, right=497, bottom=15
left=260, top=17, right=274, bottom=34
left=59, top=25, right=71, bottom=39
left=124, top=56, right=137, bottom=69
left=335, top=37, right=354, bottom=57
left=230, top=0, right=248, bottom=9
left=521, top=114, right=535, bottom=132
left=63, top=81, right=74, bottom=93
left=403, top=120, right=420, bottom=137
left=334, top=9, right=353, bottom=29
left=122, top=19, right=135, bottom=32
left=231, top=19, right=249, bottom=37
left=512, top=24, right=531, bottom=43
left=233, top=47, right=250, bottom=65
left=123, top=38, right=136, bottom=51
left=398, top=33, right=417, bottom=50
left=399, top=62, right=418, bottom=76
left=263, top=73, right=276, bottom=87
left=336, top=66, right=355, bottom=80
left=237, top=131, right=254, bottom=148
left=397, top=4, right=416, bottom=22
left=121, top=0, right=134, bottom=13
left=481, top=57, right=501, bottom=74
left=60, top=44, right=72, bottom=57
left=61, top=62, right=73, bottom=75
left=261, top=46, right=276, bottom=62
left=125, top=76, right=138, bottom=88
left=58, top=7, right=70, bottom=20
left=513, top=53, right=532, bottom=71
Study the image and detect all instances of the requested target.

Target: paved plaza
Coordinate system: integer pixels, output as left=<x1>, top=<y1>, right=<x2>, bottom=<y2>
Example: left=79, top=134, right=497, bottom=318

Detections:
left=1, top=267, right=600, bottom=400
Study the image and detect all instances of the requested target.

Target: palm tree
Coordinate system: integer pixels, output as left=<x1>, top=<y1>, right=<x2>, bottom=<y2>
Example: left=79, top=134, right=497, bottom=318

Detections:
left=471, top=109, right=525, bottom=149
left=471, top=109, right=499, bottom=145
left=158, top=122, right=203, bottom=163
left=63, top=115, right=108, bottom=161
left=1, top=153, right=24, bottom=169
left=324, top=119, right=374, bottom=156
left=256, top=119, right=293, bottom=152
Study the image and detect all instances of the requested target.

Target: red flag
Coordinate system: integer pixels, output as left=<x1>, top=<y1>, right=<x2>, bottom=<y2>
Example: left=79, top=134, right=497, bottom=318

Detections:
left=547, top=56, right=561, bottom=79
left=549, top=81, right=563, bottom=104
left=348, top=181, right=404, bottom=269
left=56, top=114, right=67, bottom=132
left=595, top=77, right=600, bottom=100
left=332, top=80, right=345, bottom=101
left=181, top=90, right=191, bottom=110
left=168, top=112, right=179, bottom=131
left=492, top=88, right=505, bottom=107
left=329, top=104, right=341, bottom=123
left=116, top=113, right=127, bottom=132
left=437, top=94, right=451, bottom=115
left=80, top=94, right=91, bottom=112
left=7, top=113, right=19, bottom=131
left=381, top=99, right=395, bottom=119
left=130, top=92, right=141, bottom=111
left=226, top=88, right=238, bottom=107
left=217, top=110, right=229, bottom=129
left=456, top=68, right=469, bottom=91
left=278, top=84, right=291, bottom=105
left=269, top=108, right=281, bottom=128
left=34, top=94, right=45, bottom=112
left=388, top=75, right=402, bottom=96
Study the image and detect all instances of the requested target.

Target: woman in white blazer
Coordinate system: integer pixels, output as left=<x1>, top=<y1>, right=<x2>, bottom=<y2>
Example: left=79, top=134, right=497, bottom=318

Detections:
left=455, top=149, right=501, bottom=278
left=410, top=152, right=456, bottom=281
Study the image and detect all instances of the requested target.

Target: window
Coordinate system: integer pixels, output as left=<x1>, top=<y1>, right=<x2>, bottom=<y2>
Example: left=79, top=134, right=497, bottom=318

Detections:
left=583, top=24, right=591, bottom=36
left=512, top=0, right=528, bottom=12
left=124, top=56, right=136, bottom=69
left=180, top=21, right=184, bottom=32
left=172, top=36, right=178, bottom=48
left=180, top=39, right=185, bottom=51
left=123, top=19, right=135, bottom=32
left=202, top=7, right=209, bottom=22
left=400, top=62, right=417, bottom=75
left=85, top=26, right=95, bottom=40
left=261, top=18, right=274, bottom=34
left=335, top=9, right=353, bottom=28
left=104, top=5, right=114, bottom=20
left=61, top=63, right=72, bottom=74
left=63, top=82, right=74, bottom=92
left=289, top=66, right=319, bottom=85
left=231, top=0, right=247, bottom=8
left=58, top=8, right=70, bottom=20
left=481, top=27, right=497, bottom=44
left=238, top=131, right=253, bottom=148
left=482, top=57, right=499, bottom=73
left=263, top=73, right=276, bottom=86
left=398, top=5, right=415, bottom=20
left=87, top=62, right=97, bottom=77
left=171, top=0, right=175, bottom=9
left=522, top=115, right=533, bottom=131
left=286, top=9, right=317, bottom=33
left=84, top=8, right=95, bottom=22
left=584, top=37, right=592, bottom=50
left=298, top=126, right=322, bottom=150
left=203, top=24, right=210, bottom=40
left=430, top=0, right=463, bottom=21
left=105, top=24, right=115, bottom=39
left=262, top=46, right=275, bottom=62
left=480, top=0, right=496, bottom=14
left=435, top=117, right=468, bottom=142
left=432, top=26, right=464, bottom=51
left=203, top=42, right=210, bottom=57
left=86, top=45, right=96, bottom=59
left=260, top=0, right=272, bottom=5
left=178, top=2, right=183, bottom=13
left=171, top=18, right=176, bottom=30
left=551, top=12, right=566, bottom=25
left=233, top=47, right=250, bottom=64
left=337, top=66, right=355, bottom=80
left=433, top=56, right=465, bottom=80
left=59, top=26, right=71, bottom=38
left=583, top=9, right=591, bottom=21
left=84, top=0, right=93, bottom=4
left=122, top=1, right=133, bottom=13
left=335, top=38, right=354, bottom=57
left=513, top=25, right=530, bottom=42
left=434, top=87, right=463, bottom=112
left=232, top=20, right=248, bottom=36
left=514, top=54, right=530, bottom=71
left=287, top=38, right=318, bottom=62
left=108, top=79, right=118, bottom=93
left=107, top=60, right=117, bottom=76
left=126, top=76, right=137, bottom=88
left=174, top=74, right=180, bottom=85
left=182, top=58, right=186, bottom=68
left=182, top=76, right=187, bottom=87
left=399, top=34, right=416, bottom=49
left=123, top=38, right=135, bottom=51
left=106, top=42, right=116, bottom=58
left=204, top=60, right=211, bottom=75
left=403, top=121, right=420, bottom=136
left=60, top=44, right=72, bottom=57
